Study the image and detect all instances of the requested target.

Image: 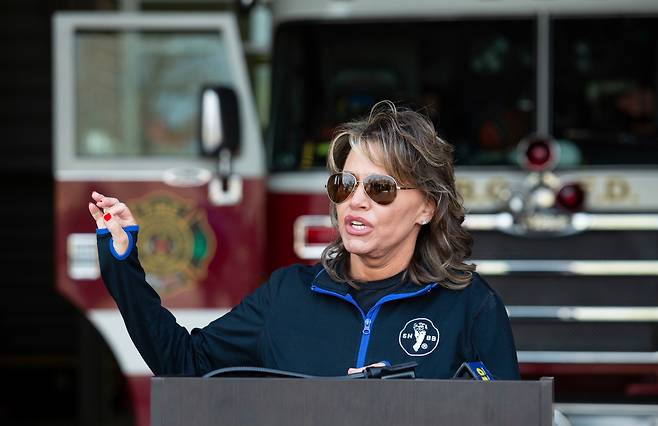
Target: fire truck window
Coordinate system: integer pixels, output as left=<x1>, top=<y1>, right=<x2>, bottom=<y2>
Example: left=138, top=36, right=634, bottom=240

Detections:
left=269, top=20, right=536, bottom=171
left=553, top=17, right=658, bottom=165
left=74, top=30, right=233, bottom=157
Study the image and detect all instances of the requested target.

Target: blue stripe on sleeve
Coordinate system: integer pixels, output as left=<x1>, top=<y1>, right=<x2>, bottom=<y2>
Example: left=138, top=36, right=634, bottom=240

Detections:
left=107, top=226, right=138, bottom=260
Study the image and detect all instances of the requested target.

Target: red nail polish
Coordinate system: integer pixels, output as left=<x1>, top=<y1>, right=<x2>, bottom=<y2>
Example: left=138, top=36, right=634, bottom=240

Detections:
left=104, top=213, right=112, bottom=221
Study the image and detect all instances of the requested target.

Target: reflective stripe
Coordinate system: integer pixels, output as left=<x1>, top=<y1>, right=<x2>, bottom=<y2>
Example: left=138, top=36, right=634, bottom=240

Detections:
left=518, top=351, right=658, bottom=364
left=464, top=213, right=658, bottom=231
left=475, top=260, right=658, bottom=276
left=555, top=403, right=658, bottom=417
left=508, top=306, right=658, bottom=322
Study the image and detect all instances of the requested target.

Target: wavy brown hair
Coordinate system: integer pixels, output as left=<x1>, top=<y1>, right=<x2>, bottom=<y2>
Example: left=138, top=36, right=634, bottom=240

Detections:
left=321, top=100, right=475, bottom=290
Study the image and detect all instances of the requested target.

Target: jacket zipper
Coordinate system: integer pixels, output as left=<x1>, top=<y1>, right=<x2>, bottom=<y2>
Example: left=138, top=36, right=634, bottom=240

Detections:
left=310, top=282, right=437, bottom=368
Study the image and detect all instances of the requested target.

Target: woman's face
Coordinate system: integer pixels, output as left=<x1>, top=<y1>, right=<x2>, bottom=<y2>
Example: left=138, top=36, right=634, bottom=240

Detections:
left=336, top=147, right=434, bottom=271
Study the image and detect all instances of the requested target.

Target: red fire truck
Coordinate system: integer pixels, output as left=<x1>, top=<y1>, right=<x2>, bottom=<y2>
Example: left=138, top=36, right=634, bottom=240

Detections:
left=54, top=1, right=658, bottom=424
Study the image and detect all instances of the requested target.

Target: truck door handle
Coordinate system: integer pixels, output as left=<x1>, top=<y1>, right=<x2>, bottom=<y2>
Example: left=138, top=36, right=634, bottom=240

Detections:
left=208, top=175, right=242, bottom=206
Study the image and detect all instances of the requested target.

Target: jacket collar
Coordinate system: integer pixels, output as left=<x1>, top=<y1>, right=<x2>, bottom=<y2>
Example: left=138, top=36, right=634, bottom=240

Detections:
left=311, top=268, right=351, bottom=295
left=310, top=266, right=434, bottom=296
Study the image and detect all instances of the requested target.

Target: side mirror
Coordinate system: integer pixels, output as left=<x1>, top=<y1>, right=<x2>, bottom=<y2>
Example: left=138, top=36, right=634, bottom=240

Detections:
left=199, top=86, right=243, bottom=206
left=199, top=86, right=240, bottom=157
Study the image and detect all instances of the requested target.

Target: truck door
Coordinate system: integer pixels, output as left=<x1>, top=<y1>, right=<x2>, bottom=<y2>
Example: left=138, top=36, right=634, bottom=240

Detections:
left=53, top=13, right=265, bottom=426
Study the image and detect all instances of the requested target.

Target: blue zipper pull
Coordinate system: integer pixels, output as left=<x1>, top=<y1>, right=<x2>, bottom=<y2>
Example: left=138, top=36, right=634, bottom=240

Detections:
left=363, top=318, right=371, bottom=335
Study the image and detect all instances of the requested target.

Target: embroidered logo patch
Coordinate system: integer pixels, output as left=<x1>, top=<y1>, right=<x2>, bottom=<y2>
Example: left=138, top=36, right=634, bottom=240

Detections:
left=398, top=318, right=439, bottom=356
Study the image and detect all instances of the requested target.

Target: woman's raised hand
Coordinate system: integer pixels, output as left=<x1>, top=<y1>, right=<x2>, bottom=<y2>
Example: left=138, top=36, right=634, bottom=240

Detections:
left=88, top=191, right=138, bottom=256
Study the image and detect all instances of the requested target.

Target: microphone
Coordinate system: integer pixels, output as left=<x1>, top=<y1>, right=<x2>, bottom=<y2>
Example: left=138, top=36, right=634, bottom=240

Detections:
left=452, top=361, right=495, bottom=381
left=360, top=362, right=418, bottom=379
left=202, top=362, right=419, bottom=380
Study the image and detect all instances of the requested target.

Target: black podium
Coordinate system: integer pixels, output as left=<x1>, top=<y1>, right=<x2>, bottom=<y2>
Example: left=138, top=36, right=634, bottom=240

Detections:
left=151, top=377, right=553, bottom=426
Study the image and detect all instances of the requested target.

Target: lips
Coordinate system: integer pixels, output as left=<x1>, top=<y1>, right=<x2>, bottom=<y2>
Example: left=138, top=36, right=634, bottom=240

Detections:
left=344, top=215, right=373, bottom=236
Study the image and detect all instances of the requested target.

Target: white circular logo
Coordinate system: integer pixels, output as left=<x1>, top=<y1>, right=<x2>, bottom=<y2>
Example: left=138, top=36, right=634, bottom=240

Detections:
left=398, top=318, right=440, bottom=357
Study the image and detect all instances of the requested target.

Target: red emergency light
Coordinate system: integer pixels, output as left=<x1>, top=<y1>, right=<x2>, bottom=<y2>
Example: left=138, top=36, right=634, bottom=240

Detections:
left=293, top=216, right=337, bottom=260
left=519, top=136, right=558, bottom=171
left=555, top=183, right=586, bottom=212
left=305, top=225, right=337, bottom=245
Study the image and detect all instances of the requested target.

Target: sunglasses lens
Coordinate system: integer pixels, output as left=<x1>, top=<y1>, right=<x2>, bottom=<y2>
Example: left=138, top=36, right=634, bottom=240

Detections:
left=364, top=175, right=397, bottom=205
left=327, top=173, right=356, bottom=203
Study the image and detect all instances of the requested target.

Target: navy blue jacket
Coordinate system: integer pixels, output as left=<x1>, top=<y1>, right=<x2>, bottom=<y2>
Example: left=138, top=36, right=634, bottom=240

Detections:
left=97, top=227, right=520, bottom=379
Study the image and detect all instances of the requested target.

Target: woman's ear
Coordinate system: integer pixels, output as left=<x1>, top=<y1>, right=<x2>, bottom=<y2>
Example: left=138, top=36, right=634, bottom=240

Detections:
left=418, top=196, right=436, bottom=225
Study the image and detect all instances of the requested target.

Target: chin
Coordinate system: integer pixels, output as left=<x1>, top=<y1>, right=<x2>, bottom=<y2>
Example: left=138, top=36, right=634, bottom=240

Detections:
left=339, top=225, right=375, bottom=255
left=342, top=238, right=374, bottom=256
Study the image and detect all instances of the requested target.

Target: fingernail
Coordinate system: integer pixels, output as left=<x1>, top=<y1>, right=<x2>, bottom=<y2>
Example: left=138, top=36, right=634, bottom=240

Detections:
left=104, top=213, right=112, bottom=221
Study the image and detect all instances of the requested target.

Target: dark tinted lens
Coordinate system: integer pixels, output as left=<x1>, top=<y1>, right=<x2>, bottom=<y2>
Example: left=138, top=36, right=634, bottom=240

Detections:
left=364, top=175, right=397, bottom=205
left=326, top=173, right=356, bottom=203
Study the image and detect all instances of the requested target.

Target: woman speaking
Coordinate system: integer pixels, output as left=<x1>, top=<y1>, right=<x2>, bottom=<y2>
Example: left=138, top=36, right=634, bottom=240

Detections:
left=88, top=101, right=520, bottom=379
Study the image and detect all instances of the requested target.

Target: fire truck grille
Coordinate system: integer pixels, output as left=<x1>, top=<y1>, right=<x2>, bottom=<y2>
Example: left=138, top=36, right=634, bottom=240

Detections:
left=472, top=231, right=658, bottom=260
left=472, top=231, right=658, bottom=362
left=512, top=322, right=657, bottom=352
left=490, top=276, right=658, bottom=307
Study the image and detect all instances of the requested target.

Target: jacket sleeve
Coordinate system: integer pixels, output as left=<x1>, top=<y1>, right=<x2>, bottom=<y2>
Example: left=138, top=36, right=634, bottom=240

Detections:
left=469, top=291, right=521, bottom=380
left=97, top=227, right=275, bottom=376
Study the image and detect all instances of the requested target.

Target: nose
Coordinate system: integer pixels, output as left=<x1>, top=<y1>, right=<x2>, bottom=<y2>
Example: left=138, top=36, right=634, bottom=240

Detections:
left=349, top=181, right=371, bottom=209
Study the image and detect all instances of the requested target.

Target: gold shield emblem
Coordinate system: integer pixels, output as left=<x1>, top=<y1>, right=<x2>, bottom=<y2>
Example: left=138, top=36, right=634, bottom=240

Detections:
left=130, top=191, right=216, bottom=296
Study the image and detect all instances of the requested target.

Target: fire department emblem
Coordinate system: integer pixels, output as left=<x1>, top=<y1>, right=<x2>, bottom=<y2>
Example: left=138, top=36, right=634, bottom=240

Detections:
left=130, top=192, right=216, bottom=296
left=399, top=318, right=440, bottom=357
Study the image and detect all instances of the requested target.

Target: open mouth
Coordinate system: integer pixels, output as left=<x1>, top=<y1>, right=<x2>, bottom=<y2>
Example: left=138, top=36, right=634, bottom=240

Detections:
left=350, top=220, right=367, bottom=230
left=344, top=215, right=373, bottom=235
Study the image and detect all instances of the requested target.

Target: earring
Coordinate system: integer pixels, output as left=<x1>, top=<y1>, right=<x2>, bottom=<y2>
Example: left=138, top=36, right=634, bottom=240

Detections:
left=421, top=219, right=428, bottom=225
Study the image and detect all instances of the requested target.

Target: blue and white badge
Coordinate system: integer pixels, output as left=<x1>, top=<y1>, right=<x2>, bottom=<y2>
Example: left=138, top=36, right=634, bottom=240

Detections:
left=398, top=318, right=439, bottom=356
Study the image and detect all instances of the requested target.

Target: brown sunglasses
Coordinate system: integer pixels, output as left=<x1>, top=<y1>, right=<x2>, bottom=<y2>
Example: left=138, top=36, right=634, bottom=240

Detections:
left=325, top=172, right=415, bottom=205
